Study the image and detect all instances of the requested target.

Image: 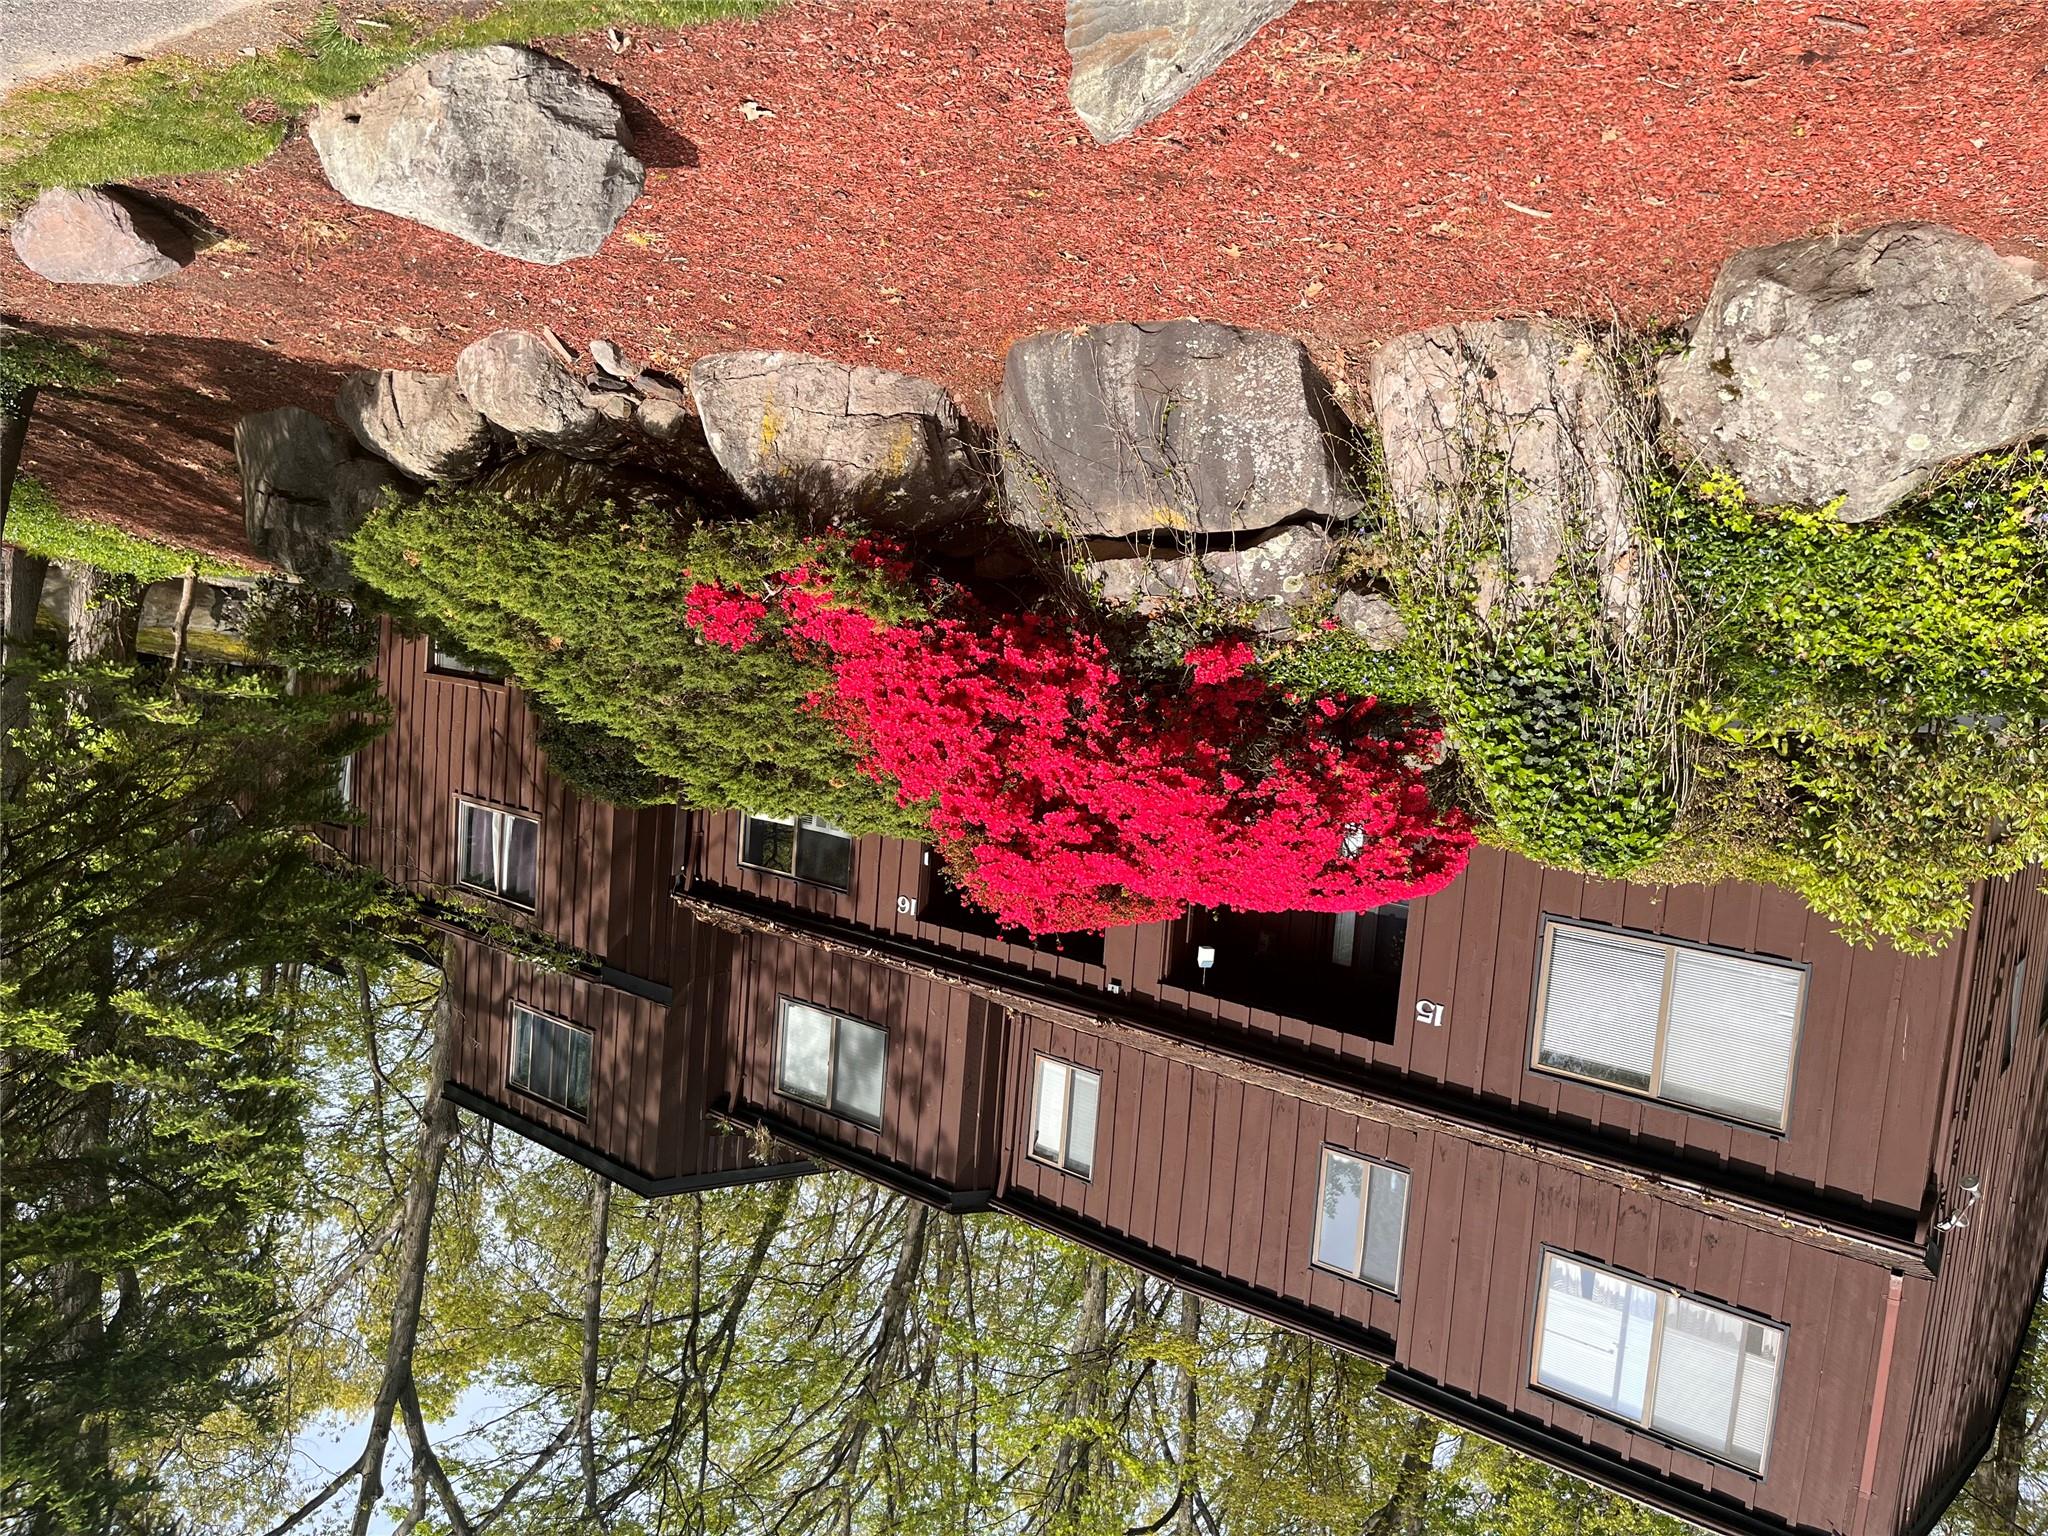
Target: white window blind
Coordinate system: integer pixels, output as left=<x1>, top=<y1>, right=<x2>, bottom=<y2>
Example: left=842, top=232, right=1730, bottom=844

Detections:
left=1030, top=1057, right=1101, bottom=1177
left=1536, top=928, right=1664, bottom=1091
left=1312, top=1149, right=1408, bottom=1294
left=775, top=1001, right=887, bottom=1128
left=1661, top=949, right=1802, bottom=1126
left=1535, top=923, right=1805, bottom=1130
left=1536, top=1253, right=1784, bottom=1474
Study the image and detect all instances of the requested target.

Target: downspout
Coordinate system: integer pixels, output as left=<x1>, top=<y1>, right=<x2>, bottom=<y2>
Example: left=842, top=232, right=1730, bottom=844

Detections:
left=1853, top=1272, right=1907, bottom=1536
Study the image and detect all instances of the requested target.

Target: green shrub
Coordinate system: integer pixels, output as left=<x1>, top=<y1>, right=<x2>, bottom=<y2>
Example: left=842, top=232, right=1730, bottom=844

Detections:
left=346, top=475, right=925, bottom=836
left=240, top=577, right=377, bottom=673
left=1263, top=626, right=1435, bottom=709
left=533, top=704, right=677, bottom=807
left=1651, top=449, right=2048, bottom=951
left=1418, top=591, right=1681, bottom=877
left=0, top=331, right=108, bottom=415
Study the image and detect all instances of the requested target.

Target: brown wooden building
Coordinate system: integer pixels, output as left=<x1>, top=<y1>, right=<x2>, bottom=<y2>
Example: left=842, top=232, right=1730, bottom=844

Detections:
left=329, top=621, right=2048, bottom=1536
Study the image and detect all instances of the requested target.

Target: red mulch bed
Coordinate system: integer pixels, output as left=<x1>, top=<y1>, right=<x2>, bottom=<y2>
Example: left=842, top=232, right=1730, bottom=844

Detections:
left=9, top=0, right=2046, bottom=564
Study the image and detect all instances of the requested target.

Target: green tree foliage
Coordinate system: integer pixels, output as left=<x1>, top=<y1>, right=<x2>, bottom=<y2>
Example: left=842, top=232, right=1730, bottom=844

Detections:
left=533, top=700, right=680, bottom=807
left=240, top=576, right=379, bottom=673
left=135, top=974, right=1695, bottom=1536
left=347, top=476, right=926, bottom=835
left=1652, top=451, right=2048, bottom=950
left=0, top=657, right=389, bottom=1530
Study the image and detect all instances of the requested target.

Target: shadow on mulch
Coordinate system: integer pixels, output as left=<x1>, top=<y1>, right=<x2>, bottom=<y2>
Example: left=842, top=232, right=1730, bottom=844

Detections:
left=614, top=83, right=698, bottom=170
left=8, top=321, right=350, bottom=566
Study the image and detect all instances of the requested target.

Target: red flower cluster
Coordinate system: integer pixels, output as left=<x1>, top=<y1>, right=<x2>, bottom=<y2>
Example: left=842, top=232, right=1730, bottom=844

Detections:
left=683, top=583, right=768, bottom=651
left=684, top=560, right=1471, bottom=934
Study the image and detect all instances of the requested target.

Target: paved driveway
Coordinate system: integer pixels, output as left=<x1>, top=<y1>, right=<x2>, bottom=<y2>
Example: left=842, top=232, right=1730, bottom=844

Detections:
left=0, top=0, right=276, bottom=95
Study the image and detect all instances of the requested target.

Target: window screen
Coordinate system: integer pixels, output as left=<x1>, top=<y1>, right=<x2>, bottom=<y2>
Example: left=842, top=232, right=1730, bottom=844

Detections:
left=1029, top=1057, right=1101, bottom=1177
left=455, top=800, right=539, bottom=908
left=775, top=1000, right=886, bottom=1127
left=1535, top=1252, right=1784, bottom=1474
left=510, top=1007, right=592, bottom=1116
left=1311, top=1148, right=1408, bottom=1293
left=1534, top=922, right=1804, bottom=1130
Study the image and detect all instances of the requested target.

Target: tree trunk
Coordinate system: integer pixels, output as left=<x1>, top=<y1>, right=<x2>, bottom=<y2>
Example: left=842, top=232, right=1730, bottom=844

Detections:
left=578, top=1174, right=613, bottom=1523
left=62, top=560, right=137, bottom=664
left=168, top=570, right=199, bottom=673
left=349, top=994, right=460, bottom=1536
left=0, top=385, right=35, bottom=536
left=1, top=546, right=49, bottom=808
left=1364, top=1412, right=1441, bottom=1536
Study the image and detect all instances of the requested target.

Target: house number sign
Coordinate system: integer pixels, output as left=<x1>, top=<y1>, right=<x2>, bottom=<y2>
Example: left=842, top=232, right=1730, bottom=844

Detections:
left=1415, top=999, right=1445, bottom=1028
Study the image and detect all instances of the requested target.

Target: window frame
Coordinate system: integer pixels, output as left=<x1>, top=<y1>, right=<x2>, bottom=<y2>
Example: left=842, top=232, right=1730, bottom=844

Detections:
left=1307, top=1144, right=1409, bottom=1296
left=1529, top=1248, right=1786, bottom=1477
left=739, top=813, right=855, bottom=891
left=506, top=1004, right=593, bottom=1119
left=773, top=997, right=887, bottom=1130
left=1528, top=918, right=1808, bottom=1134
left=453, top=796, right=541, bottom=911
left=427, top=638, right=506, bottom=684
left=1028, top=1055, right=1101, bottom=1180
left=336, top=752, right=355, bottom=808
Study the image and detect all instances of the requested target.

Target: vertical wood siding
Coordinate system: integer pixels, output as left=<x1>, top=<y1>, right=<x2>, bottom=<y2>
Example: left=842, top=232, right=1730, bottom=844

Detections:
left=702, top=923, right=1005, bottom=1192
left=1889, top=867, right=2048, bottom=1532
left=1387, top=846, right=1967, bottom=1218
left=341, top=623, right=679, bottom=982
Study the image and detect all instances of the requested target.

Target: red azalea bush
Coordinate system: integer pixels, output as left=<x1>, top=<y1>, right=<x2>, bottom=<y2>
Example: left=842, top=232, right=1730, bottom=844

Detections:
left=686, top=547, right=1471, bottom=933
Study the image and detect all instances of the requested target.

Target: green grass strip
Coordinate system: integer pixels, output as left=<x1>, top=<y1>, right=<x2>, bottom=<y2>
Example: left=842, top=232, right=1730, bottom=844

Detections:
left=8, top=475, right=259, bottom=583
left=0, top=0, right=774, bottom=210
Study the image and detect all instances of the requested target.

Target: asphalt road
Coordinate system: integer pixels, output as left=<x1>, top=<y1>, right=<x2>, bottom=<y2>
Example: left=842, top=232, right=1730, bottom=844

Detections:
left=0, top=0, right=274, bottom=94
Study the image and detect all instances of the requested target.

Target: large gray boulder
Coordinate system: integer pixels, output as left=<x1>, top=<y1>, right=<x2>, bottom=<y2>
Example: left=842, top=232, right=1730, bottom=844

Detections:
left=1065, top=0, right=1296, bottom=143
left=689, top=351, right=988, bottom=529
left=1658, top=223, right=2048, bottom=521
left=1087, top=522, right=1332, bottom=637
left=308, top=45, right=645, bottom=265
left=998, top=320, right=1359, bottom=540
left=454, top=331, right=632, bottom=455
left=237, top=408, right=396, bottom=588
left=336, top=369, right=497, bottom=480
left=9, top=186, right=190, bottom=285
left=1371, top=319, right=1642, bottom=625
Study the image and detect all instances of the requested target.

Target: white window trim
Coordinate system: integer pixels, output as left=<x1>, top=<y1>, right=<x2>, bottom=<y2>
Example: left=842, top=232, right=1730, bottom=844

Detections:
left=1530, top=1249, right=1784, bottom=1476
left=454, top=798, right=539, bottom=910
left=1028, top=1056, right=1100, bottom=1180
left=739, top=812, right=854, bottom=890
left=774, top=998, right=886, bottom=1129
left=1308, top=1145, right=1407, bottom=1296
left=1529, top=919, right=1806, bottom=1133
left=508, top=1004, right=592, bottom=1118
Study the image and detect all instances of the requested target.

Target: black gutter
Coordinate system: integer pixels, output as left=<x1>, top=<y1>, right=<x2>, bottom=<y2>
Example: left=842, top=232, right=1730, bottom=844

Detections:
left=444, top=1083, right=811, bottom=1197
left=722, top=1105, right=995, bottom=1215
left=680, top=884, right=1929, bottom=1263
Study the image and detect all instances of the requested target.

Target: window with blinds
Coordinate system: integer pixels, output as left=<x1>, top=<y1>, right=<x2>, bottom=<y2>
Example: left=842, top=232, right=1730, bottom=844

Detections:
left=1532, top=922, right=1805, bottom=1131
left=510, top=1006, right=592, bottom=1117
left=1030, top=1057, right=1101, bottom=1178
left=776, top=1000, right=887, bottom=1128
left=455, top=800, right=540, bottom=909
left=1534, top=1252, right=1784, bottom=1474
left=1310, top=1147, right=1409, bottom=1293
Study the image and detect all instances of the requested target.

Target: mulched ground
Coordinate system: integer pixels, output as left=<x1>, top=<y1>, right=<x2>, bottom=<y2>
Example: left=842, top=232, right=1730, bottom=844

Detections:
left=8, top=0, right=2046, bottom=564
